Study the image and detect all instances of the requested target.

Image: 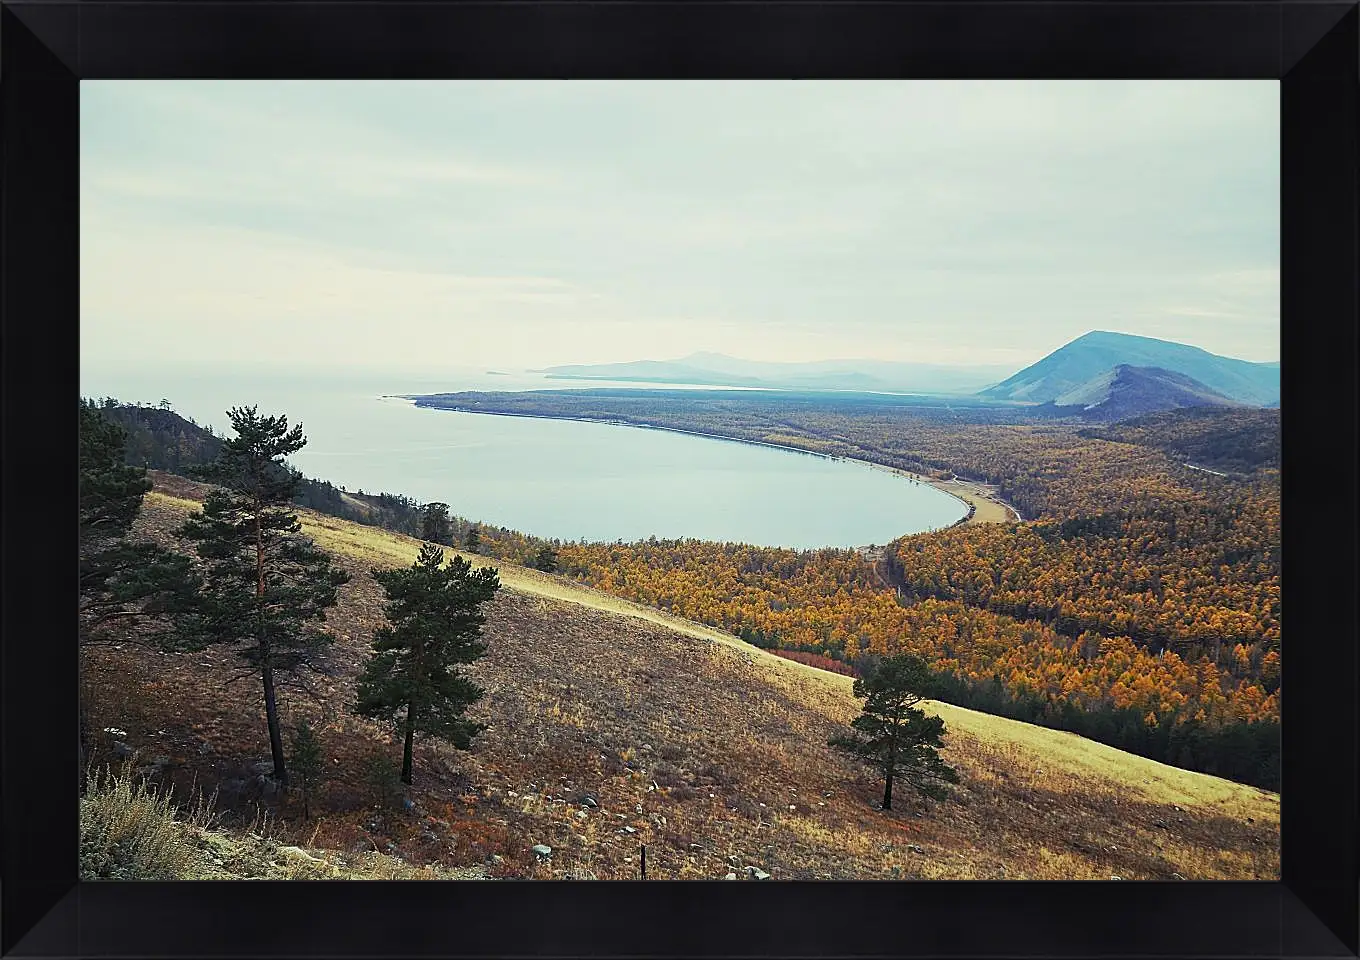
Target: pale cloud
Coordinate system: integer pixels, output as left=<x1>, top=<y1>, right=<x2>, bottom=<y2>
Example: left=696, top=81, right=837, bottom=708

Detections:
left=80, top=81, right=1280, bottom=372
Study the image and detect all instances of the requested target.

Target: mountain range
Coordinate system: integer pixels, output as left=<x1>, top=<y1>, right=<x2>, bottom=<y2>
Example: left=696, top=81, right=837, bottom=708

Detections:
left=979, top=331, right=1279, bottom=407
left=537, top=353, right=1013, bottom=395
left=1049, top=364, right=1246, bottom=422
left=537, top=331, right=1280, bottom=421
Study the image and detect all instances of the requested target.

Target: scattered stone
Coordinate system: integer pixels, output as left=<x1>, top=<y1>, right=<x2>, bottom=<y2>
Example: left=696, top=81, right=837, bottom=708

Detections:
left=746, top=866, right=771, bottom=880
left=727, top=855, right=742, bottom=867
left=641, top=744, right=652, bottom=752
left=103, top=727, right=128, bottom=738
left=824, top=791, right=833, bottom=798
left=1171, top=873, right=1185, bottom=881
left=622, top=826, right=637, bottom=834
left=532, top=844, right=553, bottom=860
left=490, top=854, right=504, bottom=865
left=579, top=794, right=599, bottom=808
left=1153, top=819, right=1167, bottom=829
left=881, top=844, right=893, bottom=853
left=112, top=741, right=132, bottom=760
left=576, top=810, right=588, bottom=821
left=278, top=846, right=326, bottom=866
left=1111, top=875, right=1122, bottom=881
left=907, top=844, right=925, bottom=855
left=724, top=872, right=738, bottom=880
left=788, top=805, right=797, bottom=812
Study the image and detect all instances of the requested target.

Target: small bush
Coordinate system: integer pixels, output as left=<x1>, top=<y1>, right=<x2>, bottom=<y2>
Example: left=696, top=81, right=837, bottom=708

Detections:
left=651, top=762, right=688, bottom=789
left=79, top=763, right=215, bottom=880
left=361, top=752, right=405, bottom=807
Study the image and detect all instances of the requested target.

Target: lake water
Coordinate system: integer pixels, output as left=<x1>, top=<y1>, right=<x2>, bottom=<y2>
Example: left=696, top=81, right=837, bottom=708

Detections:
left=80, top=364, right=968, bottom=549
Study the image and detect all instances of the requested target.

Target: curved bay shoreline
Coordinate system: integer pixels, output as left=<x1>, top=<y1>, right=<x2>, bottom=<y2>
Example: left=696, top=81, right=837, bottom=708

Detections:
left=396, top=396, right=1024, bottom=532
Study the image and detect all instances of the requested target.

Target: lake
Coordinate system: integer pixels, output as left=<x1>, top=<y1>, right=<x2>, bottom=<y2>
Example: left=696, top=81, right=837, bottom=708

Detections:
left=80, top=364, right=968, bottom=549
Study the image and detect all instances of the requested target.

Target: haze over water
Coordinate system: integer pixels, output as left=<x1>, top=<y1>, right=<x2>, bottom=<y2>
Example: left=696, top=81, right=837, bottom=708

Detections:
left=81, top=364, right=968, bottom=549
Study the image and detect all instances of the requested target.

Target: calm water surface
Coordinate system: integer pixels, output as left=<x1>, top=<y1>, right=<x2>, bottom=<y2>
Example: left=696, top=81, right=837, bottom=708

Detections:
left=80, top=365, right=967, bottom=549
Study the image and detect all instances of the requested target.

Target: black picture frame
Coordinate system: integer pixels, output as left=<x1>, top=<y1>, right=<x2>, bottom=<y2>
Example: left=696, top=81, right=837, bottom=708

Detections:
left=3, top=2, right=1356, bottom=957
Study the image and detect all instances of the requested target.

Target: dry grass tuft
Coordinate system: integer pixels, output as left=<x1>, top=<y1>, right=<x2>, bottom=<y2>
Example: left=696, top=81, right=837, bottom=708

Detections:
left=80, top=762, right=216, bottom=880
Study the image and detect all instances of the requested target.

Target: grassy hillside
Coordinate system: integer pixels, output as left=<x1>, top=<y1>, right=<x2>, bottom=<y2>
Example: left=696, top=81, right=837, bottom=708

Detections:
left=79, top=473, right=1279, bottom=880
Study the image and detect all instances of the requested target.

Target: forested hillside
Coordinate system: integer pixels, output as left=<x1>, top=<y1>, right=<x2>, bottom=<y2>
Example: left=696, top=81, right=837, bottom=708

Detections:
left=91, top=399, right=427, bottom=534
left=90, top=396, right=1281, bottom=788
left=1079, top=407, right=1281, bottom=474
left=406, top=393, right=1281, bottom=789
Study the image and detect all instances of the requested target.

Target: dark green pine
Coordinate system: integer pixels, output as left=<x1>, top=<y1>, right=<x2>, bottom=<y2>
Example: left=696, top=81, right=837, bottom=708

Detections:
left=354, top=543, right=500, bottom=785
left=828, top=653, right=960, bottom=809
left=177, top=406, right=349, bottom=786
left=79, top=400, right=203, bottom=649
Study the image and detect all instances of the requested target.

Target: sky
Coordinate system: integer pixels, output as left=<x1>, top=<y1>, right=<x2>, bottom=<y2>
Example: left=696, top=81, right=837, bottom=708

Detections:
left=81, top=81, right=1280, bottom=375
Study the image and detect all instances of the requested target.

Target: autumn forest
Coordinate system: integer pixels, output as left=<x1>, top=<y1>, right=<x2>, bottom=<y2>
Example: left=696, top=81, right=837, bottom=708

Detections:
left=408, top=393, right=1281, bottom=789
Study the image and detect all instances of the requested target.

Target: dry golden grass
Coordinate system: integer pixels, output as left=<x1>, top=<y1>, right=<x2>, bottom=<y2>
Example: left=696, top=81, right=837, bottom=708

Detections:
left=80, top=762, right=215, bottom=880
left=82, top=479, right=1281, bottom=881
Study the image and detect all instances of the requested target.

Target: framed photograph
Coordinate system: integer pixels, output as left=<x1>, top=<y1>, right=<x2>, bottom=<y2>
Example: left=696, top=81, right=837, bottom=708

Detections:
left=3, top=2, right=1356, bottom=958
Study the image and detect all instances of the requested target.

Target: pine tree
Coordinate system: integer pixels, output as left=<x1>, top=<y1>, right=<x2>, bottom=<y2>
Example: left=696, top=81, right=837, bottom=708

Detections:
left=828, top=653, right=959, bottom=809
left=464, top=525, right=481, bottom=554
left=289, top=720, right=325, bottom=820
left=420, top=502, right=453, bottom=545
left=177, top=406, right=349, bottom=785
left=79, top=400, right=201, bottom=648
left=354, top=543, right=500, bottom=785
left=531, top=543, right=557, bottom=573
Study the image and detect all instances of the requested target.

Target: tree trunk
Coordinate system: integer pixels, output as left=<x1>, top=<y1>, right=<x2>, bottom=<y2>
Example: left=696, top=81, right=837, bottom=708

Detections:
left=263, top=665, right=287, bottom=785
left=883, top=708, right=899, bottom=810
left=401, top=702, right=416, bottom=785
left=255, top=506, right=288, bottom=784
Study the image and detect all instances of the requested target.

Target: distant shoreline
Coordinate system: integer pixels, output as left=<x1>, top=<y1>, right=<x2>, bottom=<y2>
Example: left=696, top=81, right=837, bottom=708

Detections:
left=393, top=396, right=1023, bottom=529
